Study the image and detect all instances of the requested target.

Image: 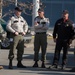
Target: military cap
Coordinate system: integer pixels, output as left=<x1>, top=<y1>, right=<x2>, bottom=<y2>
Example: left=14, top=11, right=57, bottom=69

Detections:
left=38, top=8, right=44, bottom=12
left=63, top=10, right=69, bottom=14
left=15, top=7, right=22, bottom=11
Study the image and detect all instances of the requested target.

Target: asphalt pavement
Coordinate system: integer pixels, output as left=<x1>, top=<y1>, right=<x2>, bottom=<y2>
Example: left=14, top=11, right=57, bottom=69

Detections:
left=0, top=37, right=75, bottom=75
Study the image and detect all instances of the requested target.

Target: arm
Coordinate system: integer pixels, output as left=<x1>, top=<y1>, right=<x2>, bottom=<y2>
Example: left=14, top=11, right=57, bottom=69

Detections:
left=53, top=21, right=58, bottom=42
left=6, top=18, right=15, bottom=33
left=34, top=17, right=43, bottom=29
left=42, top=18, right=50, bottom=30
left=68, top=24, right=75, bottom=44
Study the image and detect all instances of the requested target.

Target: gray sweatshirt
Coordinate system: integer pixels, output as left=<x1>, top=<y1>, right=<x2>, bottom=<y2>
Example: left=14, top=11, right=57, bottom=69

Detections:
left=34, top=16, right=50, bottom=33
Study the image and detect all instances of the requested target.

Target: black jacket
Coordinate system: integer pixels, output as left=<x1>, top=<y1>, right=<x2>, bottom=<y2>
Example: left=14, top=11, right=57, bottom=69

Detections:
left=53, top=18, right=74, bottom=40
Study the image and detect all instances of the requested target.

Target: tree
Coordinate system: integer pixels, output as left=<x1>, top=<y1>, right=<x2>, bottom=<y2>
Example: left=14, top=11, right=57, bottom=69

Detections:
left=2, top=0, right=45, bottom=18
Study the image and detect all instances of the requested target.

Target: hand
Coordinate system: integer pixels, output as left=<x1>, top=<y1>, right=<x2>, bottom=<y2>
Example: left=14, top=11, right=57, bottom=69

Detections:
left=68, top=39, right=72, bottom=45
left=53, top=38, right=57, bottom=43
left=22, top=32, right=26, bottom=35
left=14, top=32, right=19, bottom=35
left=34, top=22, right=39, bottom=26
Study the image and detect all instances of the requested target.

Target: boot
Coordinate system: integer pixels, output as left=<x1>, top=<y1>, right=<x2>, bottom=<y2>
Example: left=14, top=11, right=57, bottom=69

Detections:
left=41, top=62, right=46, bottom=68
left=50, top=64, right=58, bottom=69
left=17, top=61, right=26, bottom=68
left=61, top=65, right=66, bottom=70
left=33, top=61, right=38, bottom=67
left=8, top=59, right=13, bottom=69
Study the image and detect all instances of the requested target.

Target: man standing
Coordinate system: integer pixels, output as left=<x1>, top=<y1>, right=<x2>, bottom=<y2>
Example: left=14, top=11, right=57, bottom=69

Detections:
left=51, top=10, right=74, bottom=70
left=6, top=7, right=28, bottom=69
left=33, top=8, right=50, bottom=68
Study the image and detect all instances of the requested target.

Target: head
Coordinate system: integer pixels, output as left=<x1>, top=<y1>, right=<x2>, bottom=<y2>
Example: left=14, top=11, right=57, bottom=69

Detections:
left=62, top=10, right=69, bottom=20
left=15, top=7, right=22, bottom=17
left=38, top=8, right=44, bottom=18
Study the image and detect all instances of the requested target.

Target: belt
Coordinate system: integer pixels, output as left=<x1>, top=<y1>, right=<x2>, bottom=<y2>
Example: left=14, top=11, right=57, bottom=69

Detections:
left=19, top=32, right=23, bottom=35
left=36, top=32, right=46, bottom=34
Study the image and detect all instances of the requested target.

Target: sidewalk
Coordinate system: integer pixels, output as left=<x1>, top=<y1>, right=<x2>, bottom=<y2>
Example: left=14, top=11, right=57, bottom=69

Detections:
left=0, top=38, right=75, bottom=75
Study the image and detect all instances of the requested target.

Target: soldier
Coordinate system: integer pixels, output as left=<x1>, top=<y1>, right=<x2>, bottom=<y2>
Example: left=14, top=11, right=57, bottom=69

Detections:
left=6, top=7, right=28, bottom=69
left=33, top=8, right=50, bottom=68
left=50, top=10, right=74, bottom=70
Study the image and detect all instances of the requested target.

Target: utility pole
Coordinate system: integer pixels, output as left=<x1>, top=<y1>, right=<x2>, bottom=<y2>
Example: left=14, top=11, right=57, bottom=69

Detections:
left=32, top=0, right=40, bottom=26
left=15, top=0, right=17, bottom=7
left=0, top=0, right=2, bottom=18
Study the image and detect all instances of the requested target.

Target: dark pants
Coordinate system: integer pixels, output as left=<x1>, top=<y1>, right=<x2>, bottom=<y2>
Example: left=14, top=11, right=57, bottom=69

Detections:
left=53, top=39, right=69, bottom=65
left=34, top=33, right=47, bottom=62
left=8, top=34, right=24, bottom=61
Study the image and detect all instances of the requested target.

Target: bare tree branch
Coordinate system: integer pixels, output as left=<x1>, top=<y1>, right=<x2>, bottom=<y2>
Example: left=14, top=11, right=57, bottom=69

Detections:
left=2, top=0, right=44, bottom=18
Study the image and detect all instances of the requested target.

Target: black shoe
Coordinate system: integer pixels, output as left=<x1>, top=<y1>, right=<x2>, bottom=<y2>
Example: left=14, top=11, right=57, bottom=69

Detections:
left=70, top=67, right=75, bottom=72
left=17, top=63, right=26, bottom=68
left=61, top=65, right=66, bottom=70
left=51, top=65, right=58, bottom=69
left=41, top=63, right=46, bottom=68
left=33, top=62, right=38, bottom=67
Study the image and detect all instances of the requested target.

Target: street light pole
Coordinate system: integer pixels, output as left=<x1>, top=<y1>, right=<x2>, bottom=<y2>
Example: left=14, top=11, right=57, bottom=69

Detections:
left=15, top=0, right=17, bottom=7
left=32, top=0, right=40, bottom=26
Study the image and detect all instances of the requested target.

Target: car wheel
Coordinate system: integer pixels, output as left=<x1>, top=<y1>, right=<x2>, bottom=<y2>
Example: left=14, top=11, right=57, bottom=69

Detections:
left=1, top=38, right=10, bottom=49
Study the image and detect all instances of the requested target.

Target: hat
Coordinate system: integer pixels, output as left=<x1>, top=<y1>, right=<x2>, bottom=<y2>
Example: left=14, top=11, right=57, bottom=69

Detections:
left=38, top=8, right=44, bottom=12
left=15, top=7, right=22, bottom=11
left=63, top=10, right=69, bottom=14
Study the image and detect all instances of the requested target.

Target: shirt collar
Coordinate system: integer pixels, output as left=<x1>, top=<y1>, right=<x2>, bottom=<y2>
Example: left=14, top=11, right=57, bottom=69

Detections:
left=14, top=14, right=21, bottom=18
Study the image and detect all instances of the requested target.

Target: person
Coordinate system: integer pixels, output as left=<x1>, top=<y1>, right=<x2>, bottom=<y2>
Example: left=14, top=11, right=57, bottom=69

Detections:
left=6, top=7, right=28, bottom=69
left=33, top=8, right=50, bottom=68
left=69, top=24, right=75, bottom=72
left=0, top=66, right=3, bottom=70
left=50, top=10, right=74, bottom=70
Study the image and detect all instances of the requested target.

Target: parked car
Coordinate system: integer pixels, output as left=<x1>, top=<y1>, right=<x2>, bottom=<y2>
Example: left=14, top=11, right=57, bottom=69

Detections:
left=0, top=19, right=8, bottom=49
left=0, top=18, right=32, bottom=49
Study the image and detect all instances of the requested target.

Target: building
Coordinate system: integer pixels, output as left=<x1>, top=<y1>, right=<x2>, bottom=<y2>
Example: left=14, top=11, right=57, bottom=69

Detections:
left=3, top=0, right=75, bottom=28
left=42, top=0, right=75, bottom=27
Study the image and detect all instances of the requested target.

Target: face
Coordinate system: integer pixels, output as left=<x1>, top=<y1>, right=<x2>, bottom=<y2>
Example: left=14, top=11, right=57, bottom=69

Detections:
left=62, top=13, right=69, bottom=20
left=15, top=10, right=21, bottom=17
left=38, top=11, right=44, bottom=18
